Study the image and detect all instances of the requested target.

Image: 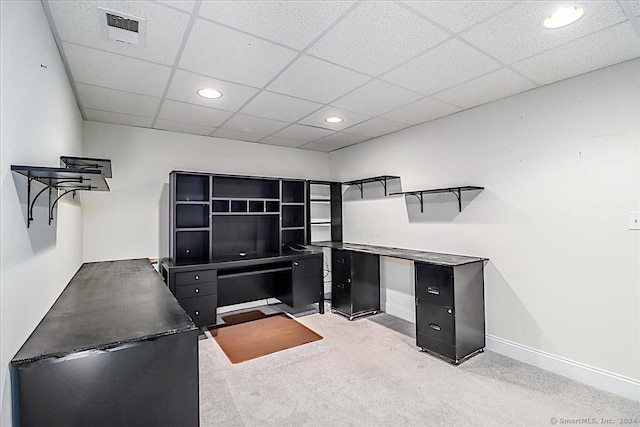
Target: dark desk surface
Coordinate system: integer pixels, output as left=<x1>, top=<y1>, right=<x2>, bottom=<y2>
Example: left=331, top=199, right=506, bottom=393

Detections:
left=12, top=259, right=196, bottom=365
left=310, top=241, right=486, bottom=266
left=162, top=248, right=324, bottom=271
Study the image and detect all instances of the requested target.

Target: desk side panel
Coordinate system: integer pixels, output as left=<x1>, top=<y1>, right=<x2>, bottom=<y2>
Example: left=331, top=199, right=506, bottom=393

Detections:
left=12, top=330, right=199, bottom=427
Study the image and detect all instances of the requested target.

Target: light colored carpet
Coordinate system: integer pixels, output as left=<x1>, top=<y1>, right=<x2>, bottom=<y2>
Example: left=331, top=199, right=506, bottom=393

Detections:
left=198, top=304, right=639, bottom=427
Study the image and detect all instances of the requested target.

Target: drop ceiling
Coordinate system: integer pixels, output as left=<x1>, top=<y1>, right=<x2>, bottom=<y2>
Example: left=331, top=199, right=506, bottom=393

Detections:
left=43, top=1, right=640, bottom=152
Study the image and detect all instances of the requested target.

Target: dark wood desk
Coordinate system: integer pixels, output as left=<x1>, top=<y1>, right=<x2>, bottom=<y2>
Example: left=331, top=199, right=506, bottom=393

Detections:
left=161, top=249, right=325, bottom=327
left=10, top=259, right=199, bottom=427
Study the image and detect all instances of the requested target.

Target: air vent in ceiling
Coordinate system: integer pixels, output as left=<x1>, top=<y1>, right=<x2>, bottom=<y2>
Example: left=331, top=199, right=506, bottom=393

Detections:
left=97, top=7, right=146, bottom=47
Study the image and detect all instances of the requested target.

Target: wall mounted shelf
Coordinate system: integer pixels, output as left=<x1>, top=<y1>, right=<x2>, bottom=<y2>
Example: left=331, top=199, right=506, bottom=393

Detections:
left=342, top=175, right=401, bottom=198
left=60, top=156, right=113, bottom=178
left=390, top=186, right=484, bottom=213
left=11, top=164, right=110, bottom=227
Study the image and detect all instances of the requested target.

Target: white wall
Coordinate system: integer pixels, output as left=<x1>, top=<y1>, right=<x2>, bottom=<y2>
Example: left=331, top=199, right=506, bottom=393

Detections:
left=0, top=2, right=84, bottom=425
left=330, top=59, right=640, bottom=397
left=81, top=122, right=331, bottom=262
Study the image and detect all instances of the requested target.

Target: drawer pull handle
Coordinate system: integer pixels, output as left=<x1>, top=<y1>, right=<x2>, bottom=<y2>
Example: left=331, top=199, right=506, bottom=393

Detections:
left=195, top=288, right=199, bottom=293
left=294, top=261, right=299, bottom=266
left=448, top=308, right=452, bottom=314
left=429, top=323, right=441, bottom=331
left=427, top=286, right=440, bottom=295
left=347, top=278, right=351, bottom=283
left=185, top=249, right=190, bottom=254
left=195, top=275, right=199, bottom=280
left=195, top=311, right=200, bottom=316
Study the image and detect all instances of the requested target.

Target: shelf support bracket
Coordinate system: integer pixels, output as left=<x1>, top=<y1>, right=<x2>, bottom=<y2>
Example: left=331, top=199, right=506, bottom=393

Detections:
left=409, top=192, right=424, bottom=213
left=27, top=177, right=52, bottom=228
left=49, top=189, right=78, bottom=225
left=449, top=188, right=462, bottom=212
left=376, top=178, right=389, bottom=196
left=355, top=182, right=363, bottom=198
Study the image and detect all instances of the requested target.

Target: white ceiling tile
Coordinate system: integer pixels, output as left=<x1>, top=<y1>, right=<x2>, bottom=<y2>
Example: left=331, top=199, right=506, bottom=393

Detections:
left=403, top=1, right=516, bottom=33
left=461, top=1, right=628, bottom=64
left=84, top=109, right=154, bottom=127
left=434, top=68, right=537, bottom=109
left=179, top=18, right=298, bottom=87
left=381, top=38, right=501, bottom=95
left=342, top=118, right=410, bottom=138
left=76, top=83, right=161, bottom=117
left=223, top=114, right=289, bottom=135
left=271, top=124, right=334, bottom=141
left=156, top=1, right=197, bottom=13
left=314, top=132, right=369, bottom=147
left=167, top=69, right=258, bottom=112
left=198, top=1, right=354, bottom=50
left=260, top=136, right=307, bottom=148
left=213, top=128, right=266, bottom=143
left=267, top=55, right=370, bottom=104
left=240, top=92, right=323, bottom=122
left=157, top=100, right=233, bottom=127
left=381, top=97, right=462, bottom=125
left=49, top=1, right=190, bottom=65
left=154, top=119, right=216, bottom=136
left=298, top=106, right=371, bottom=131
left=511, top=23, right=640, bottom=86
left=64, top=43, right=171, bottom=97
left=332, top=80, right=423, bottom=116
left=308, top=2, right=449, bottom=75
left=299, top=142, right=341, bottom=152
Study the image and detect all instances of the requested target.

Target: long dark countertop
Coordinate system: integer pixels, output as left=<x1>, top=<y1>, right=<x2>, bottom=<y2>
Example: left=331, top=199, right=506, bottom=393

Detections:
left=12, top=259, right=196, bottom=365
left=310, top=241, right=486, bottom=266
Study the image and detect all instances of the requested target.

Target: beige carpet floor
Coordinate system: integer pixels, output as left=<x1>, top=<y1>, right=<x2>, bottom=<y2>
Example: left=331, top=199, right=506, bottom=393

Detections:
left=198, top=303, right=639, bottom=427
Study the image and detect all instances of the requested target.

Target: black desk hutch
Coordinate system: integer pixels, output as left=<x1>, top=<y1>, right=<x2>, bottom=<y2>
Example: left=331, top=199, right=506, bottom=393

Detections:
left=161, top=171, right=326, bottom=326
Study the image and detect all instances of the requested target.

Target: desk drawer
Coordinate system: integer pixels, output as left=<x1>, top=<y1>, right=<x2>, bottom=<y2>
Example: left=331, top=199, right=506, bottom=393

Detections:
left=179, top=295, right=217, bottom=327
left=415, top=263, right=454, bottom=306
left=175, top=269, right=217, bottom=286
left=175, top=282, right=216, bottom=299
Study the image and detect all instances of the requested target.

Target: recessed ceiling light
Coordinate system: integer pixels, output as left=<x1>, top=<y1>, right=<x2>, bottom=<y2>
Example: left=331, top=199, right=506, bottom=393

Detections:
left=543, top=5, right=584, bottom=29
left=325, top=116, right=343, bottom=124
left=197, top=88, right=223, bottom=99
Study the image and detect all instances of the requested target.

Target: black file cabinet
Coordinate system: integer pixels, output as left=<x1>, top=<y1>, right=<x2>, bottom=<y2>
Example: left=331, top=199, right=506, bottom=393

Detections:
left=331, top=249, right=380, bottom=320
left=415, top=261, right=485, bottom=364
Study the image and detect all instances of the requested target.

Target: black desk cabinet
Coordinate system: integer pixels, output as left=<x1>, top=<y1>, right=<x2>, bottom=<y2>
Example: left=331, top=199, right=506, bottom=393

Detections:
left=278, top=255, right=323, bottom=307
left=415, top=261, right=485, bottom=364
left=10, top=259, right=199, bottom=427
left=331, top=249, right=380, bottom=320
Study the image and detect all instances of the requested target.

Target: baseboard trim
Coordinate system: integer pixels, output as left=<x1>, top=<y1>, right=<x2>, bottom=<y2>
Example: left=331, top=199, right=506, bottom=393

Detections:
left=383, top=302, right=414, bottom=323
left=486, top=334, right=640, bottom=402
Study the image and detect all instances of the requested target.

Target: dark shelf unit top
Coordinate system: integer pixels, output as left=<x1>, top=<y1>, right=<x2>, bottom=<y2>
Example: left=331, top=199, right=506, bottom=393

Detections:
left=342, top=175, right=401, bottom=198
left=390, top=186, right=484, bottom=212
left=60, top=156, right=113, bottom=178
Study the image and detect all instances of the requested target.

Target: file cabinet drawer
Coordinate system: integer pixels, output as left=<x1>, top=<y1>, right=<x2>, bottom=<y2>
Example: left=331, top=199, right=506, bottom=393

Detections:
left=416, top=301, right=454, bottom=344
left=415, top=263, right=454, bottom=306
left=175, top=269, right=217, bottom=286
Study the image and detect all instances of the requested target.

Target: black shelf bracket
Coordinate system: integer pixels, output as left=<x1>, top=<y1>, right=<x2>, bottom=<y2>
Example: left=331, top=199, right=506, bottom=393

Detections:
left=390, top=186, right=484, bottom=213
left=11, top=164, right=110, bottom=228
left=343, top=175, right=400, bottom=198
